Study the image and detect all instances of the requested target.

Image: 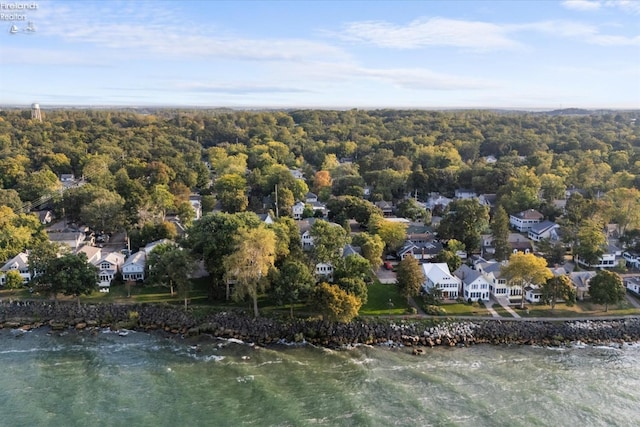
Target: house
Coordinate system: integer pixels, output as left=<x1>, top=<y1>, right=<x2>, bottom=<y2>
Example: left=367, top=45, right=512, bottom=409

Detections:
left=475, top=258, right=522, bottom=300
left=575, top=241, right=621, bottom=269
left=60, top=173, right=75, bottom=182
left=509, top=209, right=544, bottom=232
left=397, top=240, right=443, bottom=261
left=453, top=264, right=490, bottom=302
left=292, top=201, right=305, bottom=220
left=479, top=194, right=497, bottom=210
left=49, top=231, right=86, bottom=250
left=92, top=252, right=125, bottom=291
left=375, top=201, right=394, bottom=216
left=309, top=200, right=328, bottom=217
left=189, top=195, right=202, bottom=220
left=75, top=245, right=102, bottom=265
left=122, top=251, right=146, bottom=282
left=623, top=251, right=640, bottom=269
left=305, top=192, right=318, bottom=203
left=297, top=219, right=317, bottom=250
left=0, top=252, right=32, bottom=285
left=422, top=263, right=461, bottom=299
left=454, top=189, right=477, bottom=199
left=144, top=239, right=173, bottom=255
left=484, top=155, right=497, bottom=164
left=289, top=169, right=304, bottom=180
left=510, top=238, right=533, bottom=255
left=625, top=276, right=640, bottom=295
left=257, top=213, right=274, bottom=225
left=566, top=271, right=596, bottom=300
left=524, top=285, right=542, bottom=303
left=34, top=210, right=53, bottom=225
left=425, top=193, right=452, bottom=211
left=315, top=244, right=362, bottom=280
left=528, top=221, right=560, bottom=242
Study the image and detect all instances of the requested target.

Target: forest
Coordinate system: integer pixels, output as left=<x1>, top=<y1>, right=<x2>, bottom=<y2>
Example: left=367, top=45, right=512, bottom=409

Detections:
left=1, top=108, right=639, bottom=319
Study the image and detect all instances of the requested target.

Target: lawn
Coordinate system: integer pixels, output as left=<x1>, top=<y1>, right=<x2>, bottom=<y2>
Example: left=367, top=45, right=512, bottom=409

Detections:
left=517, top=298, right=640, bottom=318
left=437, top=302, right=492, bottom=317
left=360, top=281, right=410, bottom=315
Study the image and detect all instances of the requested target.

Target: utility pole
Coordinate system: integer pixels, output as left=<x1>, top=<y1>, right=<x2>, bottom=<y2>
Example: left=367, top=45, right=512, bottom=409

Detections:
left=275, top=184, right=279, bottom=218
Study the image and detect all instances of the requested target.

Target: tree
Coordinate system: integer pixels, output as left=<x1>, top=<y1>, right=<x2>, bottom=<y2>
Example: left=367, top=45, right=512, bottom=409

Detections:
left=395, top=256, right=424, bottom=304
left=0, top=206, right=47, bottom=262
left=574, top=220, right=606, bottom=267
left=396, top=198, right=429, bottom=222
left=490, top=205, right=511, bottom=261
left=433, top=250, right=462, bottom=273
left=33, top=253, right=98, bottom=306
left=352, top=232, right=384, bottom=269
left=535, top=238, right=566, bottom=266
left=368, top=214, right=408, bottom=253
left=437, top=199, right=489, bottom=253
left=500, top=252, right=552, bottom=309
left=224, top=226, right=276, bottom=317
left=314, top=282, right=362, bottom=323
left=4, top=270, right=24, bottom=291
left=215, top=173, right=248, bottom=213
left=313, top=170, right=332, bottom=193
left=147, top=243, right=195, bottom=309
left=588, top=270, right=626, bottom=312
left=0, top=189, right=22, bottom=213
left=270, top=259, right=315, bottom=317
left=80, top=190, right=125, bottom=233
left=541, top=275, right=575, bottom=310
left=310, top=220, right=350, bottom=265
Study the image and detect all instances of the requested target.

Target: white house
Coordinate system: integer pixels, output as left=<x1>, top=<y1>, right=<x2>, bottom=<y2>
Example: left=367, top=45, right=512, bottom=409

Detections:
left=49, top=231, right=86, bottom=250
left=574, top=241, right=621, bottom=269
left=623, top=251, right=640, bottom=269
left=189, top=195, right=202, bottom=220
left=258, top=213, right=274, bottom=225
left=397, top=240, right=443, bottom=261
left=528, top=221, right=560, bottom=242
left=475, top=259, right=522, bottom=300
left=625, top=276, right=640, bottom=295
left=422, top=263, right=461, bottom=299
left=454, top=188, right=477, bottom=199
left=305, top=192, right=318, bottom=203
left=524, top=285, right=542, bottom=303
left=453, top=264, right=490, bottom=302
left=75, top=245, right=102, bottom=265
left=292, top=201, right=305, bottom=220
left=122, top=251, right=146, bottom=282
left=92, top=252, right=125, bottom=291
left=0, top=252, right=32, bottom=285
left=509, top=209, right=544, bottom=232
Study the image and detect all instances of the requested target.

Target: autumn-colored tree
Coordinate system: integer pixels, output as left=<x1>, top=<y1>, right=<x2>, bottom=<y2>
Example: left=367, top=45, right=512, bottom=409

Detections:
left=313, top=170, right=332, bottom=193
left=314, top=282, right=362, bottom=323
left=501, top=253, right=552, bottom=309
left=224, top=226, right=277, bottom=317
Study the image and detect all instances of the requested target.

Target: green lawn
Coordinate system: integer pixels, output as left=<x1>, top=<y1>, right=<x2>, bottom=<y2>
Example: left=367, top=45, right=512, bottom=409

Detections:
left=360, top=281, right=410, bottom=315
left=437, top=302, right=491, bottom=317
left=491, top=305, right=514, bottom=318
left=517, top=298, right=640, bottom=318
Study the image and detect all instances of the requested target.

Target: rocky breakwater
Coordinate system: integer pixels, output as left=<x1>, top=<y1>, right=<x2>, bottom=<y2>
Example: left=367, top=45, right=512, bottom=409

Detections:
left=2, top=301, right=640, bottom=348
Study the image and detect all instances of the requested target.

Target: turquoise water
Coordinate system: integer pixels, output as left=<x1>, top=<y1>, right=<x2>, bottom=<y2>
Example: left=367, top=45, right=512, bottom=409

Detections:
left=1, top=328, right=639, bottom=426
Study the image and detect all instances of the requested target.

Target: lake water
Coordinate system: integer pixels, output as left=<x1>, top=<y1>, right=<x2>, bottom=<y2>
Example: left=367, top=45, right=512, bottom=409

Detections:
left=1, top=328, right=639, bottom=426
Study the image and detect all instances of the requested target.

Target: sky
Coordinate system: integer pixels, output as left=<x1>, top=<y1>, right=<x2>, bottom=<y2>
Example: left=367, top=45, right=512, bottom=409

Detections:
left=0, top=0, right=639, bottom=109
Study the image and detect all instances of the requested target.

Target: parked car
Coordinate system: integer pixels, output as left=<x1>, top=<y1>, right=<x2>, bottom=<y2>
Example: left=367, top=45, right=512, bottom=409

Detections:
left=383, top=261, right=393, bottom=270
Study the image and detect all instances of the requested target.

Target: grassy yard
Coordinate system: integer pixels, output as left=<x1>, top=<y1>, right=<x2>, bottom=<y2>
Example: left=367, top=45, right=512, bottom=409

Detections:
left=491, top=305, right=515, bottom=318
left=360, top=281, right=410, bottom=315
left=517, top=298, right=640, bottom=318
left=437, top=302, right=491, bottom=317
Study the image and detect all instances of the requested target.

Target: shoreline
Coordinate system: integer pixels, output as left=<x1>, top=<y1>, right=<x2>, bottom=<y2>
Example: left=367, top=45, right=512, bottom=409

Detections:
left=2, top=301, right=640, bottom=349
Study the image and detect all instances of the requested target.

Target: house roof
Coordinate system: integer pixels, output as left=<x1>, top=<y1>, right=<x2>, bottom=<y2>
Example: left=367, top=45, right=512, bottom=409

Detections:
left=529, top=220, right=558, bottom=235
left=568, top=271, right=596, bottom=291
left=342, top=244, right=362, bottom=258
left=375, top=201, right=393, bottom=210
left=123, top=251, right=146, bottom=267
left=75, top=245, right=102, bottom=262
left=453, top=264, right=484, bottom=285
left=422, top=263, right=460, bottom=285
left=1, top=252, right=29, bottom=272
left=144, top=239, right=173, bottom=254
left=94, top=252, right=125, bottom=267
left=512, top=209, right=544, bottom=220
left=305, top=192, right=317, bottom=200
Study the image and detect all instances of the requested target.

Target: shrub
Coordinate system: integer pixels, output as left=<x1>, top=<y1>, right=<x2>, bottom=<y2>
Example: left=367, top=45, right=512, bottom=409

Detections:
left=423, top=305, right=447, bottom=316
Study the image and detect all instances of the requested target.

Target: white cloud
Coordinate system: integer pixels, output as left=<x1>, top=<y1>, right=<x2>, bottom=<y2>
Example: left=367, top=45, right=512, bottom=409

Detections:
left=354, top=67, right=498, bottom=91
left=562, top=0, right=602, bottom=11
left=336, top=18, right=519, bottom=50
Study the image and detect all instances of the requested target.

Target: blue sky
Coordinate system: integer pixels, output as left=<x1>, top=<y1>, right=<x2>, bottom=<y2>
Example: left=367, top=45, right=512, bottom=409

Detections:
left=1, top=0, right=639, bottom=108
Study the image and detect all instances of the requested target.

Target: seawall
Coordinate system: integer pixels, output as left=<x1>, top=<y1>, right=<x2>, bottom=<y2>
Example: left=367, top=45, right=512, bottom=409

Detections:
left=2, top=301, right=640, bottom=348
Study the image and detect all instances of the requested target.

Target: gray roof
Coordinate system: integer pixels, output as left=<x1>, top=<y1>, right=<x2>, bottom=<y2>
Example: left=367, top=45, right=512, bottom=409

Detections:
left=529, top=220, right=558, bottom=234
left=454, top=264, right=483, bottom=284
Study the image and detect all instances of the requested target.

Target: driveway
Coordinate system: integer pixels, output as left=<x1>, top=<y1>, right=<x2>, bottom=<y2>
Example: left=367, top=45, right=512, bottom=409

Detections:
left=376, top=266, right=396, bottom=284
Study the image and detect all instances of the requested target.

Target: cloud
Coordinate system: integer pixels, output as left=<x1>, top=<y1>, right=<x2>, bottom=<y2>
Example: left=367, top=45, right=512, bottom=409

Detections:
left=336, top=18, right=519, bottom=50
left=563, top=0, right=640, bottom=13
left=516, top=20, right=640, bottom=46
left=354, top=67, right=498, bottom=91
left=562, top=0, right=601, bottom=11
left=175, top=83, right=314, bottom=95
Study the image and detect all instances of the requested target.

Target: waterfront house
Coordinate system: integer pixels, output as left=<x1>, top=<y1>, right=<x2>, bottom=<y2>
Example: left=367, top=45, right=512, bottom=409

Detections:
left=453, top=264, right=490, bottom=302
left=422, top=263, right=461, bottom=300
left=0, top=252, right=32, bottom=285
left=92, top=252, right=125, bottom=292
left=625, top=276, right=640, bottom=296
left=122, top=251, right=146, bottom=282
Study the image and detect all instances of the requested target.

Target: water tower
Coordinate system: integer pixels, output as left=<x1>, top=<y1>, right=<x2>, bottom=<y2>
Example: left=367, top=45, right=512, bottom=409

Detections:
left=31, top=103, right=42, bottom=122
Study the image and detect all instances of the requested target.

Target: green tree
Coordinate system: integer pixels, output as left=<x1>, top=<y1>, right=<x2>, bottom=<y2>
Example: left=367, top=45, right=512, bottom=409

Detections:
left=541, top=275, right=576, bottom=310
left=0, top=206, right=47, bottom=262
left=574, top=220, right=606, bottom=267
left=588, top=270, right=626, bottom=312
left=34, top=253, right=98, bottom=306
left=396, top=198, right=429, bottom=222
left=437, top=199, right=489, bottom=253
left=352, top=232, right=385, bottom=269
left=224, top=226, right=277, bottom=317
left=314, top=282, right=362, bottom=323
left=310, top=220, right=350, bottom=265
left=395, top=256, right=424, bottom=304
left=367, top=214, right=408, bottom=253
left=215, top=173, right=248, bottom=213
left=0, top=189, right=22, bottom=213
left=490, top=205, right=511, bottom=261
left=536, top=238, right=566, bottom=266
left=80, top=190, right=125, bottom=233
left=500, top=252, right=552, bottom=309
left=497, top=167, right=540, bottom=213
left=147, top=243, right=195, bottom=309
left=270, top=259, right=315, bottom=317
left=335, top=277, right=368, bottom=305
left=4, top=270, right=24, bottom=291
left=433, top=250, right=462, bottom=273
